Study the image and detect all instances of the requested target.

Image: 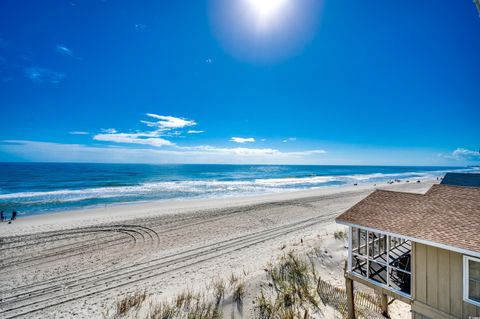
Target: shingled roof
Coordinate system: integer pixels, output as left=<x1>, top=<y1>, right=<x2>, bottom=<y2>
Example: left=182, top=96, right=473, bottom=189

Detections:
left=336, top=184, right=480, bottom=256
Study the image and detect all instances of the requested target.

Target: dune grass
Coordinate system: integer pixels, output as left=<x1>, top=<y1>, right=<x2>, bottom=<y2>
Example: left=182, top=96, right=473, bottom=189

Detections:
left=254, top=252, right=322, bottom=319
left=333, top=229, right=347, bottom=240
left=211, top=278, right=226, bottom=306
left=255, top=251, right=384, bottom=319
left=146, top=293, right=222, bottom=319
left=114, top=291, right=147, bottom=317
left=111, top=246, right=384, bottom=319
left=111, top=275, right=234, bottom=319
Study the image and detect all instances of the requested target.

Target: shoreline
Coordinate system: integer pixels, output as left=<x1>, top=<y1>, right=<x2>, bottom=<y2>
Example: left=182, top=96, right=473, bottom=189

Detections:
left=2, top=165, right=466, bottom=219
left=0, top=177, right=436, bottom=236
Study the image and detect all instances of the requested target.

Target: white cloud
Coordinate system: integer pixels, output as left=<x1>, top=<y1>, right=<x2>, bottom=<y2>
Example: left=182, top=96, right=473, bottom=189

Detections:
left=21, top=113, right=329, bottom=163
left=0, top=140, right=327, bottom=165
left=231, top=137, right=255, bottom=144
left=140, top=120, right=157, bottom=127
left=451, top=148, right=480, bottom=161
left=101, top=128, right=118, bottom=134
left=145, top=114, right=196, bottom=129
left=24, top=67, right=65, bottom=84
left=69, top=131, right=89, bottom=135
left=181, top=145, right=277, bottom=156
left=93, top=133, right=173, bottom=147
left=283, top=137, right=297, bottom=143
left=55, top=45, right=74, bottom=57
left=285, top=150, right=327, bottom=157
left=93, top=115, right=198, bottom=147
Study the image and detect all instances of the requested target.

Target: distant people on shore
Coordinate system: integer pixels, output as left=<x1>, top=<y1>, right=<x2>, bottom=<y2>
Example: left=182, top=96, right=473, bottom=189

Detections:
left=1, top=210, right=18, bottom=224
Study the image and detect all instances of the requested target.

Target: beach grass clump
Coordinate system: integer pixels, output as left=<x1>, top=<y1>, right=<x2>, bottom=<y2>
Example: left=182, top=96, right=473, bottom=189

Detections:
left=211, top=278, right=226, bottom=305
left=111, top=275, right=234, bottom=319
left=333, top=229, right=347, bottom=240
left=255, top=252, right=322, bottom=319
left=148, top=302, right=177, bottom=319
left=114, top=290, right=147, bottom=317
left=232, top=279, right=245, bottom=304
left=175, top=290, right=196, bottom=309
left=228, top=273, right=239, bottom=286
left=147, top=292, right=222, bottom=319
left=256, top=290, right=309, bottom=319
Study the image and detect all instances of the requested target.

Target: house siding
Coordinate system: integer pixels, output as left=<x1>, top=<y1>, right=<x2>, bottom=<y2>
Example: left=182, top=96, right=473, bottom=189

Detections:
left=412, top=242, right=480, bottom=319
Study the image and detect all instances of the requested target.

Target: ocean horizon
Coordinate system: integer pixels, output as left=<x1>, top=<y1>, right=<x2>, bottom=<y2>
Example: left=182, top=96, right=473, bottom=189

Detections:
left=0, top=162, right=477, bottom=217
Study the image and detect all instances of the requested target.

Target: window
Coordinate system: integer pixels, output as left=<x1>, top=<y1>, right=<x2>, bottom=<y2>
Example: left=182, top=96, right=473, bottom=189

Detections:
left=464, top=255, right=480, bottom=306
left=349, top=227, right=412, bottom=297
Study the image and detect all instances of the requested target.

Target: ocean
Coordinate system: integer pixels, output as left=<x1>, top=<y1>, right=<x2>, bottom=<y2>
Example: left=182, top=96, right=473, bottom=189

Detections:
left=0, top=163, right=475, bottom=217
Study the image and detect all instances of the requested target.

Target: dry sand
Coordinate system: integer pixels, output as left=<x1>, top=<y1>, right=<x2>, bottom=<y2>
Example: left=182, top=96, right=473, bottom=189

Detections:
left=0, top=180, right=436, bottom=319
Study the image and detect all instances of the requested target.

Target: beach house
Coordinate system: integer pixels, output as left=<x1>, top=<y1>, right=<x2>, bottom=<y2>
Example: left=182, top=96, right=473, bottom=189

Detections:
left=336, top=173, right=480, bottom=319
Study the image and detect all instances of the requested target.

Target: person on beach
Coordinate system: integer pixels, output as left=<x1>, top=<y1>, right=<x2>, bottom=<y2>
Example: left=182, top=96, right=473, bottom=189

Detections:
left=11, top=210, right=17, bottom=221
left=0, top=210, right=4, bottom=222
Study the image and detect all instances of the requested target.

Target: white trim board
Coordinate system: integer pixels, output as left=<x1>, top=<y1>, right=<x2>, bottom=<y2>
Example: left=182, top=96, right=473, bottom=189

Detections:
left=463, top=255, right=480, bottom=307
left=348, top=271, right=413, bottom=300
left=337, top=220, right=480, bottom=259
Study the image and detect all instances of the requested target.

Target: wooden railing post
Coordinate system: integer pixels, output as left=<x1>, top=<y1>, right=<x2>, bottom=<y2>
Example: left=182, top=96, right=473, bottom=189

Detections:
left=345, top=276, right=356, bottom=319
left=380, top=293, right=390, bottom=318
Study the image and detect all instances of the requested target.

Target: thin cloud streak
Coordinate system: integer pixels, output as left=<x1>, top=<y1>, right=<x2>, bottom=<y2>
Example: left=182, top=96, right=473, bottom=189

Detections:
left=69, top=131, right=89, bottom=135
left=55, top=45, right=74, bottom=57
left=93, top=133, right=174, bottom=147
left=101, top=128, right=118, bottom=134
left=24, top=67, right=65, bottom=84
left=230, top=137, right=255, bottom=143
left=0, top=140, right=328, bottom=165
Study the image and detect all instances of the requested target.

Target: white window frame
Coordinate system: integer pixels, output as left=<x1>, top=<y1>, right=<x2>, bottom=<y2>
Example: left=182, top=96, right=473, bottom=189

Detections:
left=463, top=255, right=480, bottom=307
left=348, top=226, right=412, bottom=299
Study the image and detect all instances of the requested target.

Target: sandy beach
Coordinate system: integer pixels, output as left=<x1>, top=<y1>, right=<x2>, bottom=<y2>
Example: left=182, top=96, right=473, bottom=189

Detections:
left=1, top=0, right=476, bottom=316
left=0, top=180, right=436, bottom=319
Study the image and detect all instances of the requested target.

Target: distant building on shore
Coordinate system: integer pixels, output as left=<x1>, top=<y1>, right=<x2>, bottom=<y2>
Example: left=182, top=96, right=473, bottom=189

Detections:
left=441, top=172, right=480, bottom=188
left=336, top=173, right=480, bottom=319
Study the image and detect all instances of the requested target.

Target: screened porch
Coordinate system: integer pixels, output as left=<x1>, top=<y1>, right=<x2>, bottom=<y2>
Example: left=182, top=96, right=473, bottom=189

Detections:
left=348, top=227, right=412, bottom=297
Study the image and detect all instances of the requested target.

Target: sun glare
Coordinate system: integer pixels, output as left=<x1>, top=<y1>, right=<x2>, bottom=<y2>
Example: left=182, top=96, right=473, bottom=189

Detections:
left=246, top=0, right=289, bottom=21
left=210, top=0, right=321, bottom=63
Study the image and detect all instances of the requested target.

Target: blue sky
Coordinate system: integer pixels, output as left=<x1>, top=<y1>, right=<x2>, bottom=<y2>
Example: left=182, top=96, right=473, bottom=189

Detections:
left=0, top=0, right=479, bottom=165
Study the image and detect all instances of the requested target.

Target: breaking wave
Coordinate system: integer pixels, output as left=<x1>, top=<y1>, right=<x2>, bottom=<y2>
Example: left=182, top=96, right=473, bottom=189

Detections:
left=1, top=168, right=471, bottom=213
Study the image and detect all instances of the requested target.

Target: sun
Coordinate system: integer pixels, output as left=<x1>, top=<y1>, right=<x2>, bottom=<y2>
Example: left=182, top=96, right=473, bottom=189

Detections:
left=209, top=0, right=321, bottom=63
left=245, top=0, right=289, bottom=22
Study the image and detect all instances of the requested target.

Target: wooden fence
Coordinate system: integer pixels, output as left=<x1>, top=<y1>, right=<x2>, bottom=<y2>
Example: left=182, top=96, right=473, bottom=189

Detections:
left=316, top=278, right=385, bottom=318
